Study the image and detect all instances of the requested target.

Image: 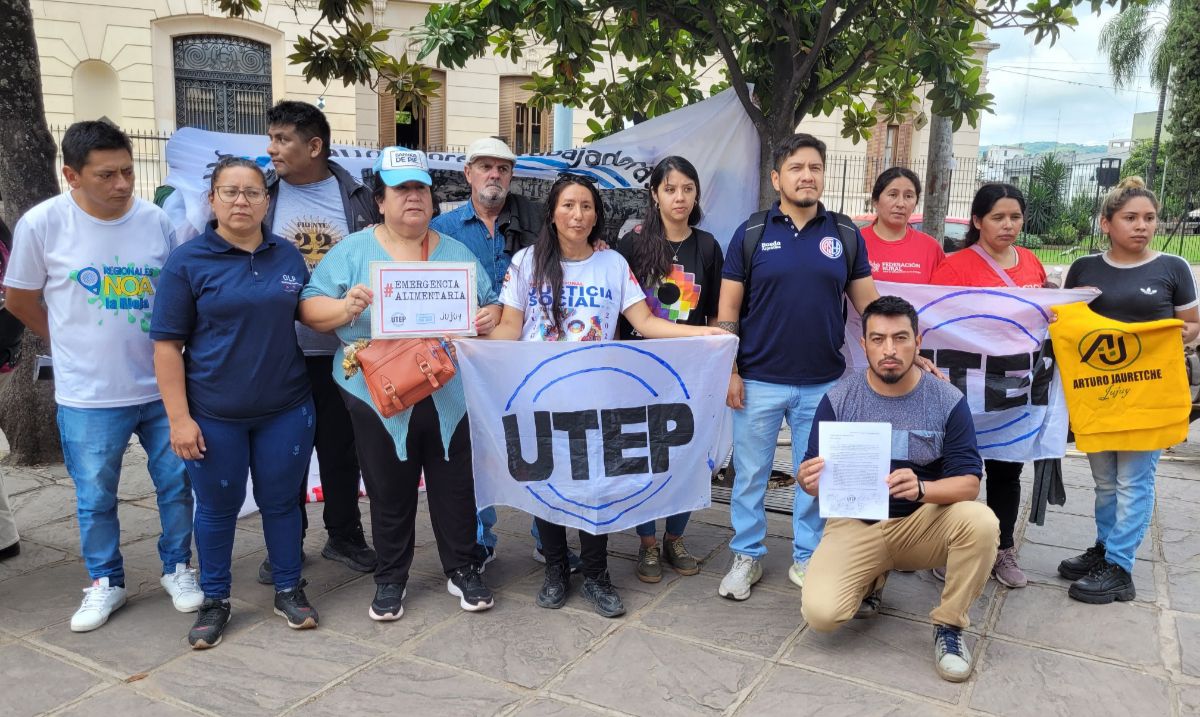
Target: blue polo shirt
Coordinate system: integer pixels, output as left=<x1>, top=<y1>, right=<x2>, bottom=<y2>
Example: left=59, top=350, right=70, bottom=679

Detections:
left=149, top=224, right=311, bottom=420
left=431, top=200, right=508, bottom=292
left=723, top=202, right=871, bottom=385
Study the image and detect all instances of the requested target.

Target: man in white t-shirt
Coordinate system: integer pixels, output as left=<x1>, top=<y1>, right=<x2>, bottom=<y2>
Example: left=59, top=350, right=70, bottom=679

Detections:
left=3, top=121, right=202, bottom=632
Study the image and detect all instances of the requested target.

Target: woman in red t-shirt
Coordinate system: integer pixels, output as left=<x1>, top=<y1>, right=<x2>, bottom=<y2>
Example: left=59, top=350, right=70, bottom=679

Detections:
left=861, top=167, right=945, bottom=283
left=930, top=182, right=1046, bottom=591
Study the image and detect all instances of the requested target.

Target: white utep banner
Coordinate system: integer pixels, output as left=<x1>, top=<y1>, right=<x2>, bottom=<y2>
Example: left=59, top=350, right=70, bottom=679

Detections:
left=848, top=281, right=1097, bottom=462
left=457, top=336, right=737, bottom=533
left=162, top=88, right=758, bottom=249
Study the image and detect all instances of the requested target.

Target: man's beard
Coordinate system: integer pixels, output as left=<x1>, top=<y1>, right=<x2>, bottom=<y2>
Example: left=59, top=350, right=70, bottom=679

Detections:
left=794, top=196, right=818, bottom=208
left=873, top=363, right=909, bottom=384
left=477, top=184, right=508, bottom=208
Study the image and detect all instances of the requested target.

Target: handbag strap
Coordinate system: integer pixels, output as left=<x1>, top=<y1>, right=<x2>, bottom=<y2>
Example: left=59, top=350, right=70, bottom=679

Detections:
left=969, top=244, right=1018, bottom=288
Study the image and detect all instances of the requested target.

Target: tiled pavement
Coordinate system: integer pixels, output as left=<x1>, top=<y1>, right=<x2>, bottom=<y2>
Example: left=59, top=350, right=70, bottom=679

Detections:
left=3, top=430, right=1200, bottom=716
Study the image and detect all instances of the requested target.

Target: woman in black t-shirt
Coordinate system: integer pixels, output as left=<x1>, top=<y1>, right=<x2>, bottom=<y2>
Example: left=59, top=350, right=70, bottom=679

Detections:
left=615, top=155, right=724, bottom=584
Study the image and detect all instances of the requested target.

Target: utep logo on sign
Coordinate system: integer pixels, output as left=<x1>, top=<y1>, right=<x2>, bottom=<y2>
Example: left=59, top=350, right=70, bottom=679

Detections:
left=1079, top=329, right=1141, bottom=371
left=458, top=337, right=737, bottom=534
left=504, top=344, right=695, bottom=527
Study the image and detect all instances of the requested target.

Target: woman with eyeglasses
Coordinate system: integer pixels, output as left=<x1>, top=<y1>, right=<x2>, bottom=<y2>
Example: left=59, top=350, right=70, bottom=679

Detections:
left=151, top=156, right=317, bottom=649
left=489, top=174, right=727, bottom=618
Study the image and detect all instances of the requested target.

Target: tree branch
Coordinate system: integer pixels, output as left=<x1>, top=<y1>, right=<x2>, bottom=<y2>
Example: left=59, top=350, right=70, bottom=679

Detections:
left=658, top=5, right=765, bottom=127
left=794, top=0, right=842, bottom=85
left=797, top=44, right=874, bottom=126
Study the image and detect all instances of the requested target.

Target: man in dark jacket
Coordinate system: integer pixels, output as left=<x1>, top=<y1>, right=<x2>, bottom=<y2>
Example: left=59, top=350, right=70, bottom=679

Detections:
left=258, top=101, right=381, bottom=583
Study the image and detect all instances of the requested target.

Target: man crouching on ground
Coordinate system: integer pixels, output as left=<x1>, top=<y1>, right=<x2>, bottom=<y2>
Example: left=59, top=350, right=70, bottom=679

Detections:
left=797, top=295, right=998, bottom=682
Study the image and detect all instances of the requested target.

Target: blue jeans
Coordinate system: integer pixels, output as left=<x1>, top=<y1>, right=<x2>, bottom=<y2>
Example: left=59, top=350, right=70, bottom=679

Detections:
left=477, top=507, right=541, bottom=551
left=188, top=400, right=315, bottom=598
left=57, top=401, right=193, bottom=584
left=730, top=379, right=836, bottom=562
left=637, top=512, right=691, bottom=538
left=1089, top=449, right=1160, bottom=573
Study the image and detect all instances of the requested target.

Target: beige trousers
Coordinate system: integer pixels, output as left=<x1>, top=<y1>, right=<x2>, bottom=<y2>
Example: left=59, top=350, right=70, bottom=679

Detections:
left=802, top=501, right=998, bottom=631
left=0, top=469, right=19, bottom=550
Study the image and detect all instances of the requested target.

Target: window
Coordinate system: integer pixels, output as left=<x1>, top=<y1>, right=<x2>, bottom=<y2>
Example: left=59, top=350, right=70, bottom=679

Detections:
left=377, top=70, right=446, bottom=150
left=499, top=76, right=553, bottom=153
left=513, top=102, right=544, bottom=154
left=884, top=124, right=899, bottom=166
left=174, top=35, right=272, bottom=134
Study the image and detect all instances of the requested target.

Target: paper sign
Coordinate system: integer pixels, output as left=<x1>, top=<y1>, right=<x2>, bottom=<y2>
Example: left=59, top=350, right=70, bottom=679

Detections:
left=369, top=261, right=477, bottom=339
left=817, top=421, right=892, bottom=521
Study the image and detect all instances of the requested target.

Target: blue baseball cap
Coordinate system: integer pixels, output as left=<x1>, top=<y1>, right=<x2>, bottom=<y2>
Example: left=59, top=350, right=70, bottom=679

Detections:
left=373, top=146, right=432, bottom=186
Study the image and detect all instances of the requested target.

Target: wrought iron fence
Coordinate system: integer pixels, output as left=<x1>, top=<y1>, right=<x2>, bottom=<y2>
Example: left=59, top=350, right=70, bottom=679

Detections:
left=822, top=152, right=980, bottom=220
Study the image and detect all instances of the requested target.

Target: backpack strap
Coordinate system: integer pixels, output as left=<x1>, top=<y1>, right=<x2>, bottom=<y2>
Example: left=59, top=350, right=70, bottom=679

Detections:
left=830, top=211, right=860, bottom=291
left=740, top=210, right=770, bottom=290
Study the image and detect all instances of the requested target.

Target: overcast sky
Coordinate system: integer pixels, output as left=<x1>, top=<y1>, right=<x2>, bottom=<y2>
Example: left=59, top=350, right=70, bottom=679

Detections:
left=981, top=5, right=1160, bottom=147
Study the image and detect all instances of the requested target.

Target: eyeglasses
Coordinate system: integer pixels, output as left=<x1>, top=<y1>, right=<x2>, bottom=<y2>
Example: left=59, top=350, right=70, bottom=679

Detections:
left=214, top=186, right=268, bottom=205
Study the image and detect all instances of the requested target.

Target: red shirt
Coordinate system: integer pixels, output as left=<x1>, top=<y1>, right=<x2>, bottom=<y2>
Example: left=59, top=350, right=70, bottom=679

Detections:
left=930, top=245, right=1047, bottom=288
left=862, top=225, right=945, bottom=283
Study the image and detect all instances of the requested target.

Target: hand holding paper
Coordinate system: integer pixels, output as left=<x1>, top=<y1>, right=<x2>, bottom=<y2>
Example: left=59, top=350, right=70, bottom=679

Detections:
left=815, top=421, right=892, bottom=521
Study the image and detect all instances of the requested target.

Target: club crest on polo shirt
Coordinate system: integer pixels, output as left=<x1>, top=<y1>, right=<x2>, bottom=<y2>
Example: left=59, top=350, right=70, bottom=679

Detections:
left=819, top=236, right=843, bottom=259
left=760, top=240, right=782, bottom=252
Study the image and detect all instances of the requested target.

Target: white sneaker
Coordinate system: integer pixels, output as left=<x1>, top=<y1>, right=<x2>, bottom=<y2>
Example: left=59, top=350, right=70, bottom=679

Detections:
left=788, top=559, right=809, bottom=588
left=718, top=554, right=762, bottom=601
left=70, top=577, right=128, bottom=632
left=161, top=564, right=204, bottom=612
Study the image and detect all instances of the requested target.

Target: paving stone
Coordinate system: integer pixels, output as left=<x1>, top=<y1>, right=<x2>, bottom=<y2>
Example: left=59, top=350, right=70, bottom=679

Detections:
left=0, top=561, right=98, bottom=634
left=637, top=573, right=800, bottom=657
left=700, top=534, right=806, bottom=597
left=24, top=502, right=173, bottom=553
left=994, top=583, right=1161, bottom=666
left=412, top=597, right=610, bottom=688
left=1177, top=615, right=1200, bottom=678
left=317, top=572, right=462, bottom=647
left=0, top=642, right=102, bottom=717
left=54, top=685, right=198, bottom=717
left=1158, top=499, right=1200, bottom=532
left=292, top=655, right=520, bottom=715
left=227, top=530, right=364, bottom=609
left=114, top=462, right=157, bottom=500
left=735, top=664, right=956, bottom=716
left=143, top=618, right=382, bottom=717
left=1018, top=541, right=1157, bottom=602
left=1179, top=685, right=1200, bottom=716
left=1023, top=511, right=1154, bottom=561
left=33, top=591, right=263, bottom=678
left=1161, top=528, right=1200, bottom=565
left=509, top=697, right=608, bottom=717
left=970, top=639, right=1170, bottom=716
left=786, top=615, right=966, bottom=703
left=10, top=484, right=77, bottom=530
left=0, top=538, right=71, bottom=580
left=1166, top=565, right=1200, bottom=613
left=1156, top=476, right=1200, bottom=504
left=557, top=627, right=763, bottom=717
left=1, top=467, right=48, bottom=496
left=874, top=569, right=996, bottom=630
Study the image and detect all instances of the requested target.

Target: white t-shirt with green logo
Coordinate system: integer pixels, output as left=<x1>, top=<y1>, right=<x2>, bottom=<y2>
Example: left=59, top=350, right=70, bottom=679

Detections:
left=4, top=194, right=179, bottom=408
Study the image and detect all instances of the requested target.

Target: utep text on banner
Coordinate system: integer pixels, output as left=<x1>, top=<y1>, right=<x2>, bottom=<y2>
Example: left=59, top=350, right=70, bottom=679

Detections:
left=846, top=281, right=1099, bottom=462
left=1050, top=301, right=1189, bottom=451
left=161, top=88, right=758, bottom=249
left=457, top=336, right=737, bottom=534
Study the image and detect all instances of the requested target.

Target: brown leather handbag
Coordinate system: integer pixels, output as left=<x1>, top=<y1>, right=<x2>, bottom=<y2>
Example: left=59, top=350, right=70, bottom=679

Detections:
left=346, top=337, right=456, bottom=418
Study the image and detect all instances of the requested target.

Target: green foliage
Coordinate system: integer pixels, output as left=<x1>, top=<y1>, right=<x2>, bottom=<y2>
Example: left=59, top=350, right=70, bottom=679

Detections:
left=1063, top=192, right=1098, bottom=240
left=1024, top=154, right=1069, bottom=235
left=1165, top=0, right=1200, bottom=184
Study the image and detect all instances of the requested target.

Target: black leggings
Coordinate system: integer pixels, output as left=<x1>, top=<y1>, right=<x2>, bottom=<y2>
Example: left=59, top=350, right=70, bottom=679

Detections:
left=340, top=388, right=478, bottom=586
left=534, top=518, right=609, bottom=580
left=985, top=459, right=1022, bottom=550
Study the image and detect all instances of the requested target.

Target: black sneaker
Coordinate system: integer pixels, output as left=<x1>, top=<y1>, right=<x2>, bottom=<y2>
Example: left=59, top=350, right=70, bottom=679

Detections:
left=257, top=550, right=308, bottom=586
left=273, top=580, right=319, bottom=628
left=368, top=583, right=406, bottom=622
left=1058, top=542, right=1106, bottom=581
left=447, top=565, right=495, bottom=612
left=854, top=588, right=883, bottom=619
left=580, top=572, right=625, bottom=618
left=322, top=529, right=378, bottom=573
left=0, top=541, right=20, bottom=561
left=1068, top=561, right=1135, bottom=604
left=533, top=546, right=583, bottom=574
left=188, top=598, right=231, bottom=649
left=536, top=562, right=570, bottom=609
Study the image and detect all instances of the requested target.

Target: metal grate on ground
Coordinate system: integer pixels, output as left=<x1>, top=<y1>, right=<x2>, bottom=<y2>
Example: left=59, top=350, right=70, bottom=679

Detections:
left=711, top=423, right=797, bottom=515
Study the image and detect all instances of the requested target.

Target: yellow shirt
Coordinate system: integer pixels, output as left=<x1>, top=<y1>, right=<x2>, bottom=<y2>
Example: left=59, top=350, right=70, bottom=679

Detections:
left=1049, top=301, right=1188, bottom=452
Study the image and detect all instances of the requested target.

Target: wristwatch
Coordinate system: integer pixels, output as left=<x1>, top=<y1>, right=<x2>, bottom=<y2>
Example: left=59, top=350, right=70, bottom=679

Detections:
left=916, top=480, right=926, bottom=502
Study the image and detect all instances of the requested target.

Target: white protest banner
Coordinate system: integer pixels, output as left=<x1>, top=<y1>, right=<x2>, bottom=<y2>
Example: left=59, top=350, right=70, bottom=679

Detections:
left=162, top=88, right=758, bottom=248
left=846, top=281, right=1098, bottom=462
left=369, top=261, right=477, bottom=338
left=457, top=336, right=737, bottom=533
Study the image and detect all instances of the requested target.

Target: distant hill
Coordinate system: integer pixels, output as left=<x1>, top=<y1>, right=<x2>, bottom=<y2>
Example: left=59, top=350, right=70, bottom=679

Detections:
left=979, top=142, right=1108, bottom=158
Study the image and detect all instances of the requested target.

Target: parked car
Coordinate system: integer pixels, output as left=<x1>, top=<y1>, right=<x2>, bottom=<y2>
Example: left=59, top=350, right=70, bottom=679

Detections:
left=853, top=214, right=971, bottom=252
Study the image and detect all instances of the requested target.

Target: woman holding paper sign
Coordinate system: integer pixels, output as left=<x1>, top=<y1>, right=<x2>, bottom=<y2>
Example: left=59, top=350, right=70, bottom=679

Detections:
left=151, top=156, right=317, bottom=648
left=1055, top=177, right=1199, bottom=604
left=489, top=173, right=727, bottom=618
left=615, top=156, right=723, bottom=583
left=929, top=183, right=1047, bottom=589
left=299, top=147, right=502, bottom=623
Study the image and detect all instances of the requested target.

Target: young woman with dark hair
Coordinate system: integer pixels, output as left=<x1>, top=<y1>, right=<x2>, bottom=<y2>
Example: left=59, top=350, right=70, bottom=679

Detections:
left=490, top=173, right=726, bottom=617
left=614, top=156, right=723, bottom=583
left=862, top=166, right=944, bottom=283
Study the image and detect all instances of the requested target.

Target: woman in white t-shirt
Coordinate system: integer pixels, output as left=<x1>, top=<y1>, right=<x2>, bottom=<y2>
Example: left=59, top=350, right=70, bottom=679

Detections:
left=492, top=174, right=726, bottom=618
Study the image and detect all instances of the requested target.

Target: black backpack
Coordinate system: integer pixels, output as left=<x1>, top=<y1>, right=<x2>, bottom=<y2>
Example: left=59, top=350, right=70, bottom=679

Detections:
left=740, top=209, right=860, bottom=292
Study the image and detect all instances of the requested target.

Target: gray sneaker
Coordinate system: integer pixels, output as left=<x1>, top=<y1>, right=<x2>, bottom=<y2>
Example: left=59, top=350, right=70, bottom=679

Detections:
left=636, top=545, right=662, bottom=583
left=933, top=624, right=973, bottom=682
left=992, top=547, right=1028, bottom=588
left=717, top=554, right=762, bottom=601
